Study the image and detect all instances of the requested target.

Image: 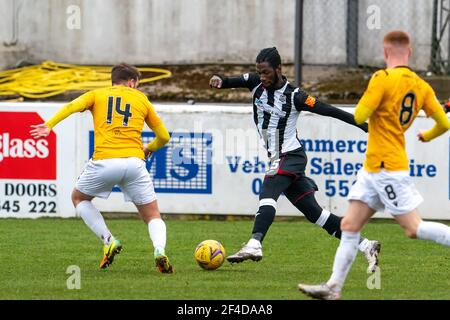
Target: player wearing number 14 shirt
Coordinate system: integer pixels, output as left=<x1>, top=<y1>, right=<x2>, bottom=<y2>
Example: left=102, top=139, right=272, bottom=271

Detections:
left=210, top=47, right=381, bottom=272
left=29, top=63, right=174, bottom=273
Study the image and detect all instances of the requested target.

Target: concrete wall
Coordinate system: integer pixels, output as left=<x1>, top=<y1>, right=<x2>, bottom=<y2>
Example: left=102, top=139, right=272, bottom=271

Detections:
left=358, top=0, right=435, bottom=70
left=302, top=0, right=347, bottom=65
left=0, top=0, right=27, bottom=69
left=6, top=0, right=295, bottom=65
left=0, top=0, right=444, bottom=70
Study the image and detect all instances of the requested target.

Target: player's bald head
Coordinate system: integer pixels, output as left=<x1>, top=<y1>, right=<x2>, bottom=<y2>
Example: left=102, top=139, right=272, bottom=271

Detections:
left=383, top=30, right=411, bottom=54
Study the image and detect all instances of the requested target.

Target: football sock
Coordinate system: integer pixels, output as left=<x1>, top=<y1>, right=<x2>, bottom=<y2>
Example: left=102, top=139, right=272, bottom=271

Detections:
left=318, top=210, right=342, bottom=239
left=317, top=210, right=368, bottom=252
left=417, top=221, right=450, bottom=246
left=290, top=192, right=322, bottom=223
left=291, top=193, right=343, bottom=239
left=148, top=218, right=167, bottom=256
left=327, top=231, right=360, bottom=292
left=76, top=200, right=113, bottom=246
left=251, top=198, right=276, bottom=243
left=290, top=193, right=370, bottom=250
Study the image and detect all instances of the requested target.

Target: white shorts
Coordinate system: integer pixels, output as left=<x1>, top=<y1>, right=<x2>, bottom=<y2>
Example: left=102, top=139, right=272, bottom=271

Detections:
left=76, top=157, right=156, bottom=205
left=348, top=168, right=423, bottom=215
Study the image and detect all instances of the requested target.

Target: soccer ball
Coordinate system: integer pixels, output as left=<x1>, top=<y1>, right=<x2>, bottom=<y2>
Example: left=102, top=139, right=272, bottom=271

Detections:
left=194, top=240, right=226, bottom=270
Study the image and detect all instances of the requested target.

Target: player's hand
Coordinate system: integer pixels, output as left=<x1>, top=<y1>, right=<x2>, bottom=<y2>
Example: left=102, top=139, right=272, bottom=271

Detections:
left=209, top=75, right=222, bottom=88
left=417, top=131, right=427, bottom=142
left=143, top=147, right=153, bottom=159
left=30, top=123, right=51, bottom=139
left=444, top=100, right=450, bottom=113
left=359, top=122, right=369, bottom=133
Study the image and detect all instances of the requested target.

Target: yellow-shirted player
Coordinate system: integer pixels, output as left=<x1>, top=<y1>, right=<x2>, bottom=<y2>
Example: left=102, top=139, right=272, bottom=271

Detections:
left=355, top=63, right=447, bottom=172
left=30, top=63, right=174, bottom=273
left=299, top=30, right=450, bottom=300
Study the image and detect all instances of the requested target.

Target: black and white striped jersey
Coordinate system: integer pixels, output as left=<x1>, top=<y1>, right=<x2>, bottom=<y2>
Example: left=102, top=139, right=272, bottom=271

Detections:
left=218, top=72, right=368, bottom=160
left=250, top=74, right=303, bottom=158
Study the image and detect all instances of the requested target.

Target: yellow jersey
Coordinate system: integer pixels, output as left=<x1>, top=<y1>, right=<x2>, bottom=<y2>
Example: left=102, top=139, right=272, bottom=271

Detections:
left=356, top=66, right=442, bottom=172
left=46, top=85, right=163, bottom=160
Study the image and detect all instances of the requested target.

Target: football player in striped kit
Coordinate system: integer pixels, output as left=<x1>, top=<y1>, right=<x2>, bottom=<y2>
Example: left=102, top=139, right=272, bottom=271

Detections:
left=210, top=47, right=381, bottom=272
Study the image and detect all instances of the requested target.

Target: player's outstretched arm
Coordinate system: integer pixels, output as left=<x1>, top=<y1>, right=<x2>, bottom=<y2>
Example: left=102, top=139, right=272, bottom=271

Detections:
left=354, top=104, right=374, bottom=125
left=209, top=73, right=260, bottom=90
left=294, top=93, right=368, bottom=133
left=29, top=91, right=94, bottom=139
left=144, top=123, right=170, bottom=158
left=352, top=70, right=384, bottom=126
left=316, top=101, right=368, bottom=132
left=417, top=107, right=450, bottom=142
left=144, top=99, right=170, bottom=158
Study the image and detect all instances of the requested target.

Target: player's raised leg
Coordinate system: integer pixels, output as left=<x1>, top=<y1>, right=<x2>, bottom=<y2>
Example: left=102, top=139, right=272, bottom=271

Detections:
left=298, top=200, right=375, bottom=300
left=72, top=188, right=122, bottom=270
left=285, top=182, right=381, bottom=273
left=375, top=170, right=450, bottom=246
left=136, top=200, right=173, bottom=273
left=395, top=210, right=450, bottom=246
left=227, top=174, right=293, bottom=263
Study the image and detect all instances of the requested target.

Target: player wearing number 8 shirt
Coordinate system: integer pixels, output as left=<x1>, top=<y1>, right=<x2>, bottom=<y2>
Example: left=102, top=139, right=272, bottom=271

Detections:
left=210, top=47, right=381, bottom=272
left=299, top=30, right=450, bottom=300
left=29, top=63, right=174, bottom=273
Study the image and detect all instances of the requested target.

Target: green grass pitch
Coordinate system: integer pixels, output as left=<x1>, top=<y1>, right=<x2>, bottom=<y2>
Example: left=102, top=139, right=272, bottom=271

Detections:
left=0, top=218, right=449, bottom=300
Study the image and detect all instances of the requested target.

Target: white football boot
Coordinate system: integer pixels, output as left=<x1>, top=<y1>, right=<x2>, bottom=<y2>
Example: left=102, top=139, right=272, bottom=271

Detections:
left=226, top=242, right=263, bottom=263
left=298, top=283, right=341, bottom=300
left=363, top=240, right=381, bottom=273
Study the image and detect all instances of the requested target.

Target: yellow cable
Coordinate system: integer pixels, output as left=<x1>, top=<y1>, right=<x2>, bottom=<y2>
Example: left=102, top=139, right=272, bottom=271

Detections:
left=0, top=61, right=172, bottom=99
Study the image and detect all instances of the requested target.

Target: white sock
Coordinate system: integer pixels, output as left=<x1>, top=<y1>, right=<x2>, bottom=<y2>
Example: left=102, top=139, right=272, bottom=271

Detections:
left=417, top=221, right=450, bottom=246
left=76, top=200, right=113, bottom=246
left=358, top=238, right=370, bottom=252
left=327, top=231, right=360, bottom=291
left=314, top=209, right=331, bottom=227
left=148, top=218, right=166, bottom=255
left=247, top=238, right=262, bottom=248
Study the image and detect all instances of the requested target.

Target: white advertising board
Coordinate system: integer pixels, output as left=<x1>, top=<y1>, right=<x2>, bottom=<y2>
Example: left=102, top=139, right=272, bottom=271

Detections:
left=0, top=103, right=448, bottom=219
left=0, top=104, right=77, bottom=218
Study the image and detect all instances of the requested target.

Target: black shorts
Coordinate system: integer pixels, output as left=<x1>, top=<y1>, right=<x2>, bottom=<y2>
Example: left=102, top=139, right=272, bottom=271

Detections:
left=266, top=147, right=307, bottom=178
left=264, top=147, right=318, bottom=196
